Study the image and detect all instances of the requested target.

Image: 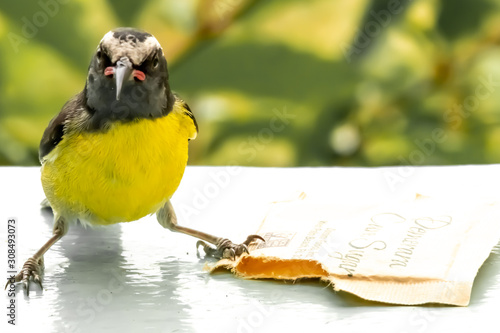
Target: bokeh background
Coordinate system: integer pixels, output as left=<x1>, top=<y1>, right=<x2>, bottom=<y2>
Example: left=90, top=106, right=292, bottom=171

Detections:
left=1, top=0, right=500, bottom=167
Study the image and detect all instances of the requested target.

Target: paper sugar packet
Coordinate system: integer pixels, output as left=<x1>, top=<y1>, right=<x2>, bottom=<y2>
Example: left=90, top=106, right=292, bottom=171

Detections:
left=213, top=195, right=500, bottom=306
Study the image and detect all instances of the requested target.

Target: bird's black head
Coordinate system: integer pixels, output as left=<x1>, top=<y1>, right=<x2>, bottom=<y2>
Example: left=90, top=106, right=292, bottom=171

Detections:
left=85, top=27, right=174, bottom=129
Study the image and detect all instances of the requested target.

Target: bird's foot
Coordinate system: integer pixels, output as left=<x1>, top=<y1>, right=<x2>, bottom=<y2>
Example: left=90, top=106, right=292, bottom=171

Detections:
left=5, top=256, right=44, bottom=296
left=197, top=235, right=265, bottom=260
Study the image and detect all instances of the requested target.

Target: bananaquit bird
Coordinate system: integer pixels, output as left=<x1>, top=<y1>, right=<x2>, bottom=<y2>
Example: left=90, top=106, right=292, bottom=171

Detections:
left=8, top=28, right=263, bottom=294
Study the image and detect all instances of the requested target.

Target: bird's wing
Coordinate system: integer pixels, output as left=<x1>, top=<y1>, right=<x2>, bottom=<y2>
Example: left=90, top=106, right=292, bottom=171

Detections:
left=39, top=92, right=85, bottom=163
left=175, top=97, right=198, bottom=141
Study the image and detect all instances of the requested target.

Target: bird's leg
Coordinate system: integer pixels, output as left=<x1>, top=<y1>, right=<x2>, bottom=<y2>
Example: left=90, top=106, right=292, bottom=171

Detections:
left=157, top=200, right=264, bottom=260
left=5, top=214, right=68, bottom=295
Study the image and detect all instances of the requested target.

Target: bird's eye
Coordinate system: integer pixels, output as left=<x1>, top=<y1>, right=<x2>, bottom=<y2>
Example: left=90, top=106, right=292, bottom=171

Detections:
left=96, top=48, right=103, bottom=65
left=96, top=48, right=112, bottom=67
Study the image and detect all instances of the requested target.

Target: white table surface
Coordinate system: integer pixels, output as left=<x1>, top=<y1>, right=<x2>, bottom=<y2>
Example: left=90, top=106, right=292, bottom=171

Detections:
left=1, top=165, right=500, bottom=333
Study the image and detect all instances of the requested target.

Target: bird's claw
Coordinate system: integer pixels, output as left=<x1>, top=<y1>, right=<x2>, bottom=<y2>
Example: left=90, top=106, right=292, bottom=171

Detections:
left=197, top=235, right=265, bottom=260
left=5, top=256, right=44, bottom=296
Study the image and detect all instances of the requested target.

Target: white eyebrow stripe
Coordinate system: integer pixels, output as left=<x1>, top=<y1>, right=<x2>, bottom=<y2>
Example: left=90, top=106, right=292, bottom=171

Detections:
left=100, top=31, right=162, bottom=65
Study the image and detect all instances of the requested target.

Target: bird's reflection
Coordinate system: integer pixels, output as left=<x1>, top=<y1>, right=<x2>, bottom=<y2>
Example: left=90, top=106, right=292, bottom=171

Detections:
left=38, top=207, right=199, bottom=332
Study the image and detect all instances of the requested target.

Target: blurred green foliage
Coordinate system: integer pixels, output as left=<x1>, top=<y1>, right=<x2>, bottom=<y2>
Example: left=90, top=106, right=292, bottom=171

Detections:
left=1, top=0, right=500, bottom=167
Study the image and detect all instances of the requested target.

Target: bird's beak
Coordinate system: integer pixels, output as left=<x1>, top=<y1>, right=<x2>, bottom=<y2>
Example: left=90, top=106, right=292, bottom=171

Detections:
left=114, top=57, right=133, bottom=100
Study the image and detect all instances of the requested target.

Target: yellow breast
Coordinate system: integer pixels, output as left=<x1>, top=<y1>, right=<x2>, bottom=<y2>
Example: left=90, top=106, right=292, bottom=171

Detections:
left=41, top=109, right=193, bottom=225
